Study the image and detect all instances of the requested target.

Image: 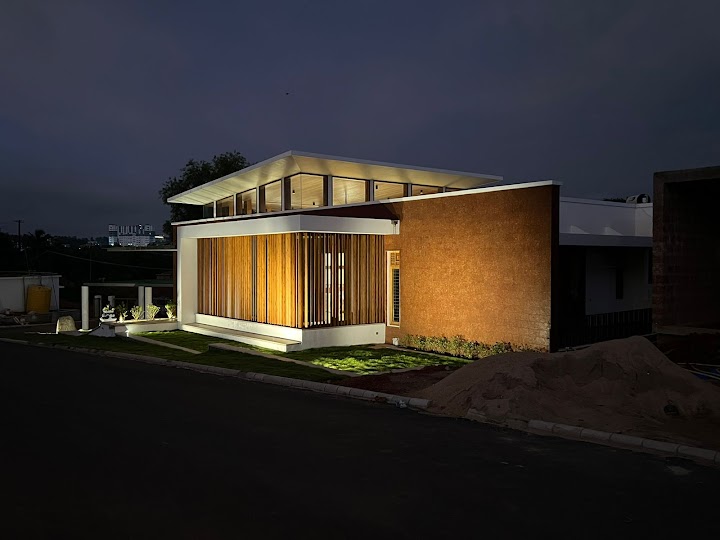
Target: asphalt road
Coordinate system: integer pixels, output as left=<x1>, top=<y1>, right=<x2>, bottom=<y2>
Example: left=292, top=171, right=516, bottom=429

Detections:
left=1, top=342, right=719, bottom=539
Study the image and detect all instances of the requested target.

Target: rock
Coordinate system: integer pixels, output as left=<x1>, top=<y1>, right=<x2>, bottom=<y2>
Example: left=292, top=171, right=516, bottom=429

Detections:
left=56, top=316, right=77, bottom=333
left=89, top=325, right=116, bottom=338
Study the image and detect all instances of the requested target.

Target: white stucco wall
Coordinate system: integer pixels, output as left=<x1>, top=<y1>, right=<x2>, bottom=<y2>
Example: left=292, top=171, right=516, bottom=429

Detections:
left=177, top=237, right=198, bottom=324
left=300, top=323, right=385, bottom=349
left=560, top=198, right=653, bottom=247
left=195, top=313, right=303, bottom=341
left=0, top=275, right=61, bottom=312
left=188, top=314, right=385, bottom=350
left=175, top=215, right=396, bottom=347
left=178, top=214, right=398, bottom=239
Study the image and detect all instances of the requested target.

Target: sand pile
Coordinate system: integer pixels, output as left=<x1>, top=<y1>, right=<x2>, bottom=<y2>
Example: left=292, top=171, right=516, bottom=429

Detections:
left=418, top=336, right=720, bottom=445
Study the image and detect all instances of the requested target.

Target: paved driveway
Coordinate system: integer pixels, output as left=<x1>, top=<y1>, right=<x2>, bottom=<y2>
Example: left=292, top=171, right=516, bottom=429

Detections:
left=1, top=342, right=718, bottom=538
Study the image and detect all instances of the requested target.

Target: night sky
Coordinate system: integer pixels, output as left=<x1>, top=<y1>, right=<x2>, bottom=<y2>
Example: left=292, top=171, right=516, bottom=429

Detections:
left=2, top=0, right=718, bottom=237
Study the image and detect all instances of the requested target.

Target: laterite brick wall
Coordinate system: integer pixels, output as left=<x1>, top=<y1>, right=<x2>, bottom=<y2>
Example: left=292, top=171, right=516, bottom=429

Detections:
left=653, top=167, right=720, bottom=329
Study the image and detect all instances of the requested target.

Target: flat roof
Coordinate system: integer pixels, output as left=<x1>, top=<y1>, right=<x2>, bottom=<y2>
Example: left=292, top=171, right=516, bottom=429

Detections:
left=83, top=280, right=173, bottom=287
left=167, top=150, right=503, bottom=205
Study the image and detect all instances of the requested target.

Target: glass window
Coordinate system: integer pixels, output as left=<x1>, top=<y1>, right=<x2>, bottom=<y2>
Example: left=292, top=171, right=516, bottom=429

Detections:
left=333, top=177, right=368, bottom=206
left=388, top=251, right=400, bottom=325
left=202, top=203, right=214, bottom=218
left=237, top=189, right=256, bottom=215
left=374, top=181, right=405, bottom=201
left=216, top=195, right=234, bottom=217
left=290, top=174, right=324, bottom=209
left=411, top=185, right=440, bottom=197
left=263, top=180, right=282, bottom=212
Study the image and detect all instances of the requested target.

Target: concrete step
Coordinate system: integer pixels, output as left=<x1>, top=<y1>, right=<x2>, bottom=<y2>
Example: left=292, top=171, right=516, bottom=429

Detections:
left=182, top=323, right=302, bottom=353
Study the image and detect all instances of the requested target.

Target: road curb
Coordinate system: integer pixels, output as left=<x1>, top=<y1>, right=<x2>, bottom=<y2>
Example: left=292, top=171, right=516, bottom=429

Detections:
left=463, top=409, right=719, bottom=466
left=0, top=338, right=430, bottom=410
left=524, top=419, right=719, bottom=466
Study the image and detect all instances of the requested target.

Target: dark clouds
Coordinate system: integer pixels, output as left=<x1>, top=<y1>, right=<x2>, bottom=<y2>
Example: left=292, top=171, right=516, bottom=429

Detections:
left=1, top=0, right=718, bottom=236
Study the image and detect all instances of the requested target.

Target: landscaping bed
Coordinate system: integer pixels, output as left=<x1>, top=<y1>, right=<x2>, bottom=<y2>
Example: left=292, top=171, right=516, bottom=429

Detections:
left=282, top=345, right=470, bottom=374
left=334, top=365, right=455, bottom=395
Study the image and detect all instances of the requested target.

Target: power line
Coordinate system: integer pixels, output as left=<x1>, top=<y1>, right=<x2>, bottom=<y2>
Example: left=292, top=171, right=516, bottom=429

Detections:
left=43, top=250, right=171, bottom=271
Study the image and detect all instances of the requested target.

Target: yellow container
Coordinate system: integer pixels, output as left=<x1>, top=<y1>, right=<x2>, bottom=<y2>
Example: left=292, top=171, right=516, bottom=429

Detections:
left=26, top=285, right=51, bottom=314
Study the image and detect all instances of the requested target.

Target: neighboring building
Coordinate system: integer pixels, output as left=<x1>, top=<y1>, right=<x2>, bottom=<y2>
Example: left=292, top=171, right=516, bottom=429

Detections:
left=0, top=273, right=61, bottom=313
left=108, top=224, right=156, bottom=246
left=169, top=150, right=652, bottom=352
left=556, top=198, right=653, bottom=347
left=653, top=165, right=720, bottom=333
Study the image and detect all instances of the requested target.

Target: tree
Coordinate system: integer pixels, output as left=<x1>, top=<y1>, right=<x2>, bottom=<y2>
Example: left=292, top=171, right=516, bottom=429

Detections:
left=23, top=229, right=52, bottom=253
left=159, top=151, right=250, bottom=235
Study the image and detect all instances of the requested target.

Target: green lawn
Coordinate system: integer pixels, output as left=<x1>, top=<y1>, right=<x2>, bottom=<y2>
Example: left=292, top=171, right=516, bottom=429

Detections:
left=0, top=331, right=342, bottom=382
left=171, top=350, right=343, bottom=381
left=126, top=330, right=472, bottom=375
left=86, top=330, right=470, bottom=374
left=283, top=346, right=471, bottom=374
left=1, top=332, right=192, bottom=361
left=136, top=331, right=247, bottom=352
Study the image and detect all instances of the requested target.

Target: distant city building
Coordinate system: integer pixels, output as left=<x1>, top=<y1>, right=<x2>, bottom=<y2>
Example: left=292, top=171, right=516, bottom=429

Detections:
left=108, top=224, right=156, bottom=246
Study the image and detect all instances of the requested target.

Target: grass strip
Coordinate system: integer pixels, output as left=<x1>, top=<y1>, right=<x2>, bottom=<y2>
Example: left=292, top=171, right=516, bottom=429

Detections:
left=130, top=331, right=471, bottom=374
left=0, top=331, right=342, bottom=382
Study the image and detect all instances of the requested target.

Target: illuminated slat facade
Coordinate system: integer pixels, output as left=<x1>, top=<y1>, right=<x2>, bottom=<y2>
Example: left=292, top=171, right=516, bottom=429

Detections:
left=198, top=233, right=385, bottom=328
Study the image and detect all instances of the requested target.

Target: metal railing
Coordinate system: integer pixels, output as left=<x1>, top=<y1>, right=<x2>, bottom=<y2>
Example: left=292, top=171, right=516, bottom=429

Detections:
left=556, top=308, right=652, bottom=349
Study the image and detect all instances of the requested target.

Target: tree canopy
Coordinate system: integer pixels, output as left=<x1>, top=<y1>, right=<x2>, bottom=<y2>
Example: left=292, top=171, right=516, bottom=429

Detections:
left=159, top=151, right=250, bottom=235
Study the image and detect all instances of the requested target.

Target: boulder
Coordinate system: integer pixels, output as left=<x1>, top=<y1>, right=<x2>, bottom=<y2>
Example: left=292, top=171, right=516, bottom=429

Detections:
left=56, top=316, right=77, bottom=333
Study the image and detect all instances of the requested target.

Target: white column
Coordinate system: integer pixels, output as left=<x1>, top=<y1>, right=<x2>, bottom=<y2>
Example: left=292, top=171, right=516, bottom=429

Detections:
left=81, top=286, right=89, bottom=331
left=108, top=295, right=115, bottom=307
left=281, top=177, right=288, bottom=211
left=144, top=286, right=153, bottom=318
left=178, top=236, right=198, bottom=324
left=327, top=175, right=334, bottom=207
left=137, top=286, right=145, bottom=318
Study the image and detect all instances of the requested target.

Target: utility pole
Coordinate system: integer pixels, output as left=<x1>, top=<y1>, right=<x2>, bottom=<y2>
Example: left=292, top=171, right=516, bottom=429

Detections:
left=14, top=219, right=23, bottom=250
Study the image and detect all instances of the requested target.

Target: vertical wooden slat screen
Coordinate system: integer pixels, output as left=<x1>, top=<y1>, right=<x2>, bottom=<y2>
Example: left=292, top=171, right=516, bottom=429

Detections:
left=197, top=233, right=385, bottom=329
left=256, top=236, right=267, bottom=323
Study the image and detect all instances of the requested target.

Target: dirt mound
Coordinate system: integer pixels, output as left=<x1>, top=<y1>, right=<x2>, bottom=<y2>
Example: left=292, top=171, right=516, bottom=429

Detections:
left=418, top=336, right=720, bottom=447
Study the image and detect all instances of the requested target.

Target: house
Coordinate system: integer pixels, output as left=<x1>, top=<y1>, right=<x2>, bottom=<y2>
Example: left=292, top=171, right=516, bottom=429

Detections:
left=169, top=150, right=652, bottom=352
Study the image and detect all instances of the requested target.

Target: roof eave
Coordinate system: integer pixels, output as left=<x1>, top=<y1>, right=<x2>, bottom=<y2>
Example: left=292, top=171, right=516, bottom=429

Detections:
left=168, top=150, right=503, bottom=205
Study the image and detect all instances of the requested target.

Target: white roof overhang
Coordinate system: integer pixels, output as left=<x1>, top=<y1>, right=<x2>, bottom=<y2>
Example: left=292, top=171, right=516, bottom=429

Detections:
left=167, top=150, right=503, bottom=205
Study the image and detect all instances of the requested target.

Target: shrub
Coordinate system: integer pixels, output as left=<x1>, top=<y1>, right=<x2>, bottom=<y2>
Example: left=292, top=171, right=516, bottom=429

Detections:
left=115, top=303, right=128, bottom=322
left=399, top=334, right=514, bottom=359
left=146, top=303, right=161, bottom=320
left=165, top=302, right=176, bottom=319
left=130, top=305, right=144, bottom=320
